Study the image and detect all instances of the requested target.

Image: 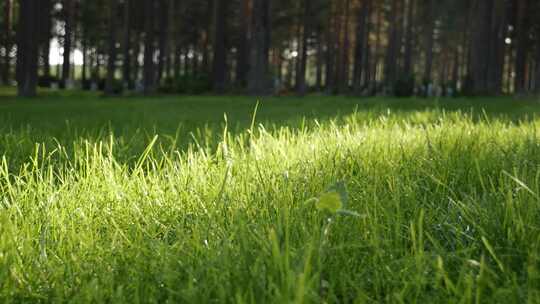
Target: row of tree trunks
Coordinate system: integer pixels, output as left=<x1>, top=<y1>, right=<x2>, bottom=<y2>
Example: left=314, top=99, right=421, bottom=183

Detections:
left=11, top=0, right=540, bottom=97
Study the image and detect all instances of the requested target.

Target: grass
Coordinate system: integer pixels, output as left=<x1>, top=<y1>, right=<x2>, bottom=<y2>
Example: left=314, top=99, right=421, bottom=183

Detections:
left=1, top=90, right=540, bottom=303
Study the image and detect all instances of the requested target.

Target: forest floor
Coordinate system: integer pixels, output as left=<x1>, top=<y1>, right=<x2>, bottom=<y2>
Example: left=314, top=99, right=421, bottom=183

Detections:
left=1, top=90, right=540, bottom=302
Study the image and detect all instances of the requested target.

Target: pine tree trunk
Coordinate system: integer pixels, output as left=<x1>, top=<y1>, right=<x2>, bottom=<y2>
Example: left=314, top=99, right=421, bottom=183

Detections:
left=143, top=0, right=156, bottom=94
left=82, top=39, right=87, bottom=84
left=325, top=3, right=336, bottom=94
left=156, top=0, right=170, bottom=84
left=105, top=0, right=118, bottom=95
left=384, top=0, right=399, bottom=88
left=297, top=0, right=310, bottom=95
left=2, top=0, right=13, bottom=84
left=315, top=31, right=323, bottom=89
left=40, top=0, right=52, bottom=79
left=212, top=0, right=228, bottom=92
left=248, top=0, right=271, bottom=95
left=423, top=0, right=434, bottom=85
left=469, top=0, right=493, bottom=94
left=353, top=0, right=369, bottom=94
left=514, top=0, right=528, bottom=94
left=403, top=0, right=415, bottom=76
left=62, top=0, right=73, bottom=88
left=236, top=0, right=250, bottom=86
left=340, top=0, right=351, bottom=93
left=535, top=45, right=540, bottom=93
left=16, top=0, right=40, bottom=97
left=122, top=0, right=131, bottom=88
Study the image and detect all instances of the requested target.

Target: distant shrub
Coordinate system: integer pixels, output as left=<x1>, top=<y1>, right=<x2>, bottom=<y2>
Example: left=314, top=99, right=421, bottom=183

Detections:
left=159, top=74, right=212, bottom=94
left=38, top=75, right=59, bottom=88
left=81, top=79, right=92, bottom=90
left=393, top=74, right=415, bottom=97
left=105, top=79, right=124, bottom=95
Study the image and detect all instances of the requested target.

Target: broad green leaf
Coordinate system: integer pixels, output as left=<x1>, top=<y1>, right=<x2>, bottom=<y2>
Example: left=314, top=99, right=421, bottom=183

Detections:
left=316, top=191, right=342, bottom=213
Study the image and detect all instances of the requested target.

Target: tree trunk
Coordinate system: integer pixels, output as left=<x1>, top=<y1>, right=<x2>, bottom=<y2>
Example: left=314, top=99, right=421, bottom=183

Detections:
left=62, top=0, right=74, bottom=88
left=469, top=0, right=493, bottom=94
left=403, top=0, right=415, bottom=76
left=491, top=0, right=506, bottom=94
left=315, top=30, right=323, bottom=89
left=297, top=0, right=310, bottom=95
left=122, top=0, right=131, bottom=88
left=339, top=0, right=351, bottom=93
left=40, top=0, right=52, bottom=79
left=16, top=0, right=40, bottom=97
left=82, top=38, right=87, bottom=84
left=372, top=4, right=382, bottom=89
left=105, top=0, right=118, bottom=95
left=132, top=33, right=142, bottom=83
left=325, top=3, right=337, bottom=94
left=202, top=0, right=214, bottom=76
left=247, top=0, right=271, bottom=95
left=514, top=0, right=529, bottom=94
left=534, top=47, right=540, bottom=95
left=236, top=0, right=250, bottom=86
left=384, top=0, right=399, bottom=88
left=353, top=0, right=369, bottom=94
left=143, top=0, right=156, bottom=94
left=156, top=0, right=170, bottom=84
left=212, top=0, right=228, bottom=92
left=2, top=0, right=13, bottom=84
left=423, top=0, right=434, bottom=85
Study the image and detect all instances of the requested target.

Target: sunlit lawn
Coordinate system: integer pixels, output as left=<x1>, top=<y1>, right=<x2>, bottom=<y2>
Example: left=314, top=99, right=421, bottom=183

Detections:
left=1, top=89, right=540, bottom=302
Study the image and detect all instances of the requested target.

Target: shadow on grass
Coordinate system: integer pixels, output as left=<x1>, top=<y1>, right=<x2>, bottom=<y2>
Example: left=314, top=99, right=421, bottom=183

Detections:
left=1, top=87, right=540, bottom=167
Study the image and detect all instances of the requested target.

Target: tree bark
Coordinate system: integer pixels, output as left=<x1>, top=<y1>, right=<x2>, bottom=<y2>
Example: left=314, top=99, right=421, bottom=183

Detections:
left=157, top=0, right=170, bottom=83
left=212, top=0, right=228, bottom=92
left=422, top=0, right=434, bottom=85
left=247, top=0, right=271, bottom=95
left=40, top=0, right=52, bottom=79
left=353, top=0, right=370, bottom=94
left=514, top=0, right=529, bottom=94
left=315, top=30, right=323, bottom=89
left=122, top=0, right=131, bottom=88
left=403, top=0, right=415, bottom=76
left=2, top=0, right=13, bottom=84
left=62, top=0, right=74, bottom=88
left=384, top=0, right=399, bottom=87
left=16, top=0, right=40, bottom=97
left=338, top=0, right=351, bottom=93
left=105, top=0, right=118, bottom=95
left=143, top=0, right=156, bottom=94
left=236, top=0, right=250, bottom=86
left=469, top=0, right=493, bottom=94
left=534, top=47, right=540, bottom=95
left=297, top=0, right=310, bottom=95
